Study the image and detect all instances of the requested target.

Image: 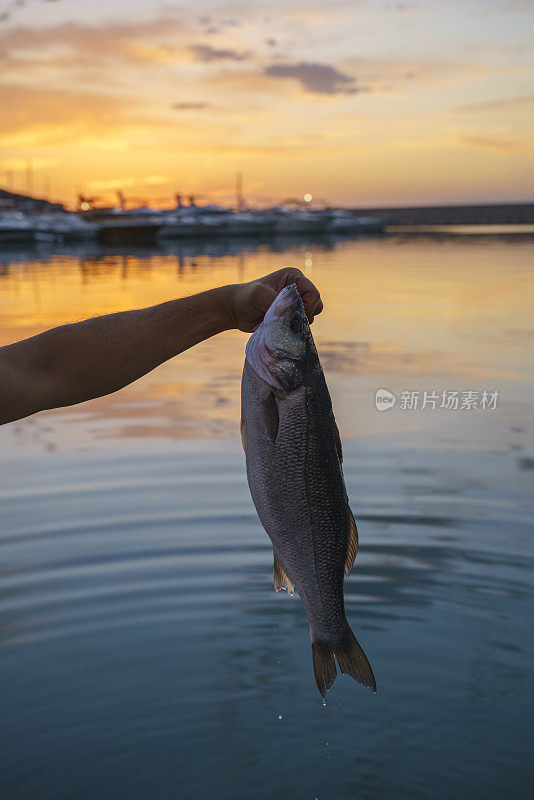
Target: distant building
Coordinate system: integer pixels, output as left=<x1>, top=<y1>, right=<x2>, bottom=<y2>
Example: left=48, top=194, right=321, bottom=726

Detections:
left=0, top=189, right=66, bottom=213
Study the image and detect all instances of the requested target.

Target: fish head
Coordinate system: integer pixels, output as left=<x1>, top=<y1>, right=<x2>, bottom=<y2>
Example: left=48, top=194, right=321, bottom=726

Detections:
left=245, top=283, right=310, bottom=392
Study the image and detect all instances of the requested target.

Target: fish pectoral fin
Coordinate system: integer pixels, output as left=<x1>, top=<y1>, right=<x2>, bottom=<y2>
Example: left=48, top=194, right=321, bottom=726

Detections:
left=344, top=505, right=359, bottom=577
left=333, top=415, right=343, bottom=464
left=240, top=416, right=247, bottom=452
left=273, top=548, right=295, bottom=596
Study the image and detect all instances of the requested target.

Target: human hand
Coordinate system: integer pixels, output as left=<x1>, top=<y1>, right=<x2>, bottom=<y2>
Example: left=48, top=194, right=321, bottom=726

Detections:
left=228, top=267, right=323, bottom=333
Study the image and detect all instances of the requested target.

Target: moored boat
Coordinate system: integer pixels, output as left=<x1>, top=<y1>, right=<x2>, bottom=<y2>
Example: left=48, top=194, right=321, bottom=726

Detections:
left=327, top=210, right=385, bottom=234
left=0, top=211, right=35, bottom=245
left=268, top=206, right=331, bottom=235
left=96, top=213, right=164, bottom=245
left=224, top=210, right=275, bottom=236
left=30, top=211, right=97, bottom=242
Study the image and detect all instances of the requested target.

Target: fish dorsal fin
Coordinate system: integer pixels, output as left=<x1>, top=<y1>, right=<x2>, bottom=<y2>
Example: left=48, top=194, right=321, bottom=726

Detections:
left=332, top=415, right=356, bottom=576
left=273, top=548, right=295, bottom=595
left=333, top=416, right=343, bottom=464
left=240, top=416, right=247, bottom=452
left=344, top=505, right=359, bottom=577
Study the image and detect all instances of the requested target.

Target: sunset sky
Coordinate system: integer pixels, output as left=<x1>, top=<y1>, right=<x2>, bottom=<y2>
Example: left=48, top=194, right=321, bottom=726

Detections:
left=1, top=0, right=533, bottom=208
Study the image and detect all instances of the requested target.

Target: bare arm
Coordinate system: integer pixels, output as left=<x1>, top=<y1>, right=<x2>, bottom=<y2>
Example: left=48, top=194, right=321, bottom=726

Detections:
left=0, top=268, right=322, bottom=425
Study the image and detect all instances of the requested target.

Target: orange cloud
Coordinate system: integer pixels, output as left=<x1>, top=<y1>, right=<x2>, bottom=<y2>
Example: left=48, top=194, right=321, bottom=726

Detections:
left=456, top=129, right=533, bottom=154
left=456, top=95, right=534, bottom=113
left=0, top=83, right=160, bottom=146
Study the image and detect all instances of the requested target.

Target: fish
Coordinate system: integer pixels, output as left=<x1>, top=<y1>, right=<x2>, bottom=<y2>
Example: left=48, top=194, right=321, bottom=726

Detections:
left=240, top=283, right=376, bottom=696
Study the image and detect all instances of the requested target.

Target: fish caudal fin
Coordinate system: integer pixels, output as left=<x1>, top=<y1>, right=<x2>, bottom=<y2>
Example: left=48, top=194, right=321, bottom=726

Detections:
left=311, top=625, right=376, bottom=697
left=335, top=626, right=376, bottom=693
left=311, top=640, right=337, bottom=697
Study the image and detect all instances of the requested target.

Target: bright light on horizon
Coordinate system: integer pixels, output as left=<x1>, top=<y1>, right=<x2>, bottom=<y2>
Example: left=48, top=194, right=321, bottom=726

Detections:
left=304, top=193, right=312, bottom=203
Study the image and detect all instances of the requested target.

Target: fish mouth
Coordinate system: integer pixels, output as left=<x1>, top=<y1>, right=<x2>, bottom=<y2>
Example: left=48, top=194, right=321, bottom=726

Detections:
left=269, top=283, right=303, bottom=320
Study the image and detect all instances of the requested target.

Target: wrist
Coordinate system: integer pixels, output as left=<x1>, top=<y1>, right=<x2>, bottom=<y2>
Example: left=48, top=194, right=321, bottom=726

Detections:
left=216, top=284, right=239, bottom=331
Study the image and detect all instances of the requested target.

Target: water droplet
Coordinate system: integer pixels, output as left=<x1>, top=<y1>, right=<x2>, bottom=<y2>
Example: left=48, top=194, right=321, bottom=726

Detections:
left=322, top=698, right=327, bottom=707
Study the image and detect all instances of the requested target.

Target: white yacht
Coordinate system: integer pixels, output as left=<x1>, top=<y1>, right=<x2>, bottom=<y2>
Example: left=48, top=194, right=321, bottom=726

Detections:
left=327, top=209, right=384, bottom=233
left=269, top=206, right=331, bottom=234
left=30, top=211, right=97, bottom=241
left=224, top=210, right=275, bottom=236
left=0, top=211, right=35, bottom=244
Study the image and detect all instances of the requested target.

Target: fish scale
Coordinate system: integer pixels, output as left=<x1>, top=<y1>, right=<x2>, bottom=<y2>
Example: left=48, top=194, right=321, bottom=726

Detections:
left=241, top=284, right=376, bottom=696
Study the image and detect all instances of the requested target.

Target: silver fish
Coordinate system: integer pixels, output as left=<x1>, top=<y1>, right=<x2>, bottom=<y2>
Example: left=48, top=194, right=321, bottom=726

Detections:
left=241, top=284, right=376, bottom=696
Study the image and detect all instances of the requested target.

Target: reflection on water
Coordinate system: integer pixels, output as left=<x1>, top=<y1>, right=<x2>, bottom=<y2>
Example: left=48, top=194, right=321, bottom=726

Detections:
left=1, top=234, right=533, bottom=451
left=0, top=236, right=533, bottom=800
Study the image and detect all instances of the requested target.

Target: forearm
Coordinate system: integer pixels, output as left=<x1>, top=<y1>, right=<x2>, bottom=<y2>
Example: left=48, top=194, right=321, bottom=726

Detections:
left=0, top=285, right=235, bottom=423
left=0, top=267, right=323, bottom=425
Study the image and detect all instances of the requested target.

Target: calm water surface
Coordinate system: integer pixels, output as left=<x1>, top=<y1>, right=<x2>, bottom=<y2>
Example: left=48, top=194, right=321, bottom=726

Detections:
left=0, top=235, right=533, bottom=799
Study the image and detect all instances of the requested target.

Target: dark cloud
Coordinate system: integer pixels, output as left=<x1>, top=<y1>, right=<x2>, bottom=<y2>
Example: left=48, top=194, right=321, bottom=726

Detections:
left=172, top=102, right=210, bottom=110
left=190, top=44, right=250, bottom=62
left=264, top=61, right=360, bottom=95
left=198, top=15, right=240, bottom=35
left=0, top=0, right=25, bottom=21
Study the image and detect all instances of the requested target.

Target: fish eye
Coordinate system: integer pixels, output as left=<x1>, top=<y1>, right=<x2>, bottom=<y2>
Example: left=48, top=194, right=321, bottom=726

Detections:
left=290, top=315, right=303, bottom=334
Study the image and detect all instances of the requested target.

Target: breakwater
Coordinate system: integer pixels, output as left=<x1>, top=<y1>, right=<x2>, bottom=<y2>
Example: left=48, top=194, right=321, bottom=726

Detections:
left=352, top=202, right=534, bottom=225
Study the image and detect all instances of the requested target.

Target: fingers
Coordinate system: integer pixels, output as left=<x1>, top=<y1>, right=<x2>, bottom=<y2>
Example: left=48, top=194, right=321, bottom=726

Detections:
left=262, top=267, right=323, bottom=321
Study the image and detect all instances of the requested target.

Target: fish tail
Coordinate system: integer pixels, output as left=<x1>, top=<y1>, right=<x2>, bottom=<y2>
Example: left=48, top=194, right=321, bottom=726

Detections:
left=311, top=624, right=376, bottom=697
left=311, top=638, right=337, bottom=697
left=335, top=624, right=377, bottom=693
